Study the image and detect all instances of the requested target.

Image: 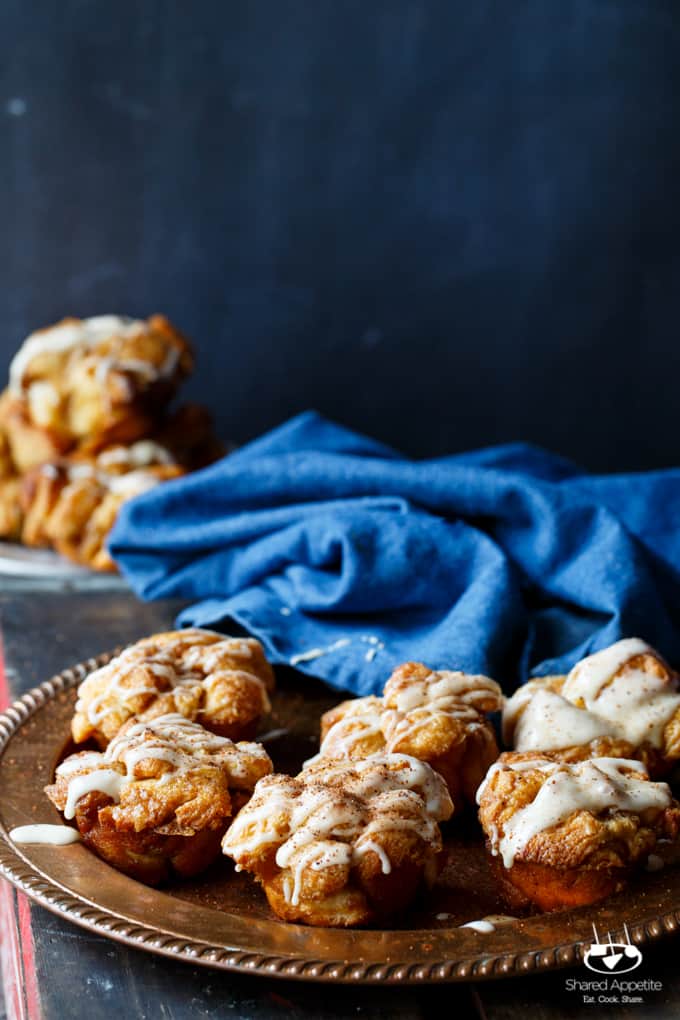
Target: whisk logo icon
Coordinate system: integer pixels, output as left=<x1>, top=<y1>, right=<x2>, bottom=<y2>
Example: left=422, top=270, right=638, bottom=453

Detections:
left=584, top=924, right=643, bottom=975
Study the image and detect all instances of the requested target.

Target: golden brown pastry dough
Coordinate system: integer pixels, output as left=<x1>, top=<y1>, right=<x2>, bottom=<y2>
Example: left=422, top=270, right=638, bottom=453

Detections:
left=222, top=754, right=453, bottom=926
left=477, top=750, right=680, bottom=912
left=312, top=661, right=503, bottom=808
left=72, top=628, right=275, bottom=748
left=503, top=639, right=680, bottom=777
left=0, top=315, right=224, bottom=570
left=4, top=314, right=192, bottom=464
left=0, top=476, right=22, bottom=540
left=46, top=713, right=272, bottom=884
left=21, top=453, right=183, bottom=570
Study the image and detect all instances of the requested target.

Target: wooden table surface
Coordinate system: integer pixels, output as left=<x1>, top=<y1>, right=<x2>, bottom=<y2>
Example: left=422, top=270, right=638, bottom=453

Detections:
left=1, top=578, right=680, bottom=1019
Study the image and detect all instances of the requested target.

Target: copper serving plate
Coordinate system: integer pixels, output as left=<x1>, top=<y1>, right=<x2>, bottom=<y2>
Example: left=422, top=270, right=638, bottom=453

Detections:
left=1, top=652, right=680, bottom=985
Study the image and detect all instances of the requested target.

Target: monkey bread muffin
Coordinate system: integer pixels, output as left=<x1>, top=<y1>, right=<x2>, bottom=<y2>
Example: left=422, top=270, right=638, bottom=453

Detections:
left=72, top=629, right=275, bottom=747
left=503, top=639, right=680, bottom=777
left=223, top=753, right=454, bottom=927
left=477, top=750, right=680, bottom=912
left=46, top=713, right=272, bottom=884
left=311, top=661, right=503, bottom=809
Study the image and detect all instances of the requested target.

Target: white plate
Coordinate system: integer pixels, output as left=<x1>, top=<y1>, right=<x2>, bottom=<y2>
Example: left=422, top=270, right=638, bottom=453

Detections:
left=0, top=542, right=107, bottom=579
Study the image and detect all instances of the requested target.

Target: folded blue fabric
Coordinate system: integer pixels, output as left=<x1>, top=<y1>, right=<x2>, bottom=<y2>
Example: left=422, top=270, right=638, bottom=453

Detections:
left=108, top=411, right=680, bottom=697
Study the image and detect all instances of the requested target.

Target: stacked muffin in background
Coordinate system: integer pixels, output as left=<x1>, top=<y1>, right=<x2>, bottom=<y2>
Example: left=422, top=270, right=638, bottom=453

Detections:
left=0, top=314, right=223, bottom=570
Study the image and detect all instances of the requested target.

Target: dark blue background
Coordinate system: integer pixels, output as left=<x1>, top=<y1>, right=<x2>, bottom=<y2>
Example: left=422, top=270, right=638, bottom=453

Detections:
left=1, top=1, right=678, bottom=469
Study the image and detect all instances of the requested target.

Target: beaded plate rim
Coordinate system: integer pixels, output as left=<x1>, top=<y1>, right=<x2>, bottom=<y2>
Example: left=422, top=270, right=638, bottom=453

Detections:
left=0, top=651, right=678, bottom=984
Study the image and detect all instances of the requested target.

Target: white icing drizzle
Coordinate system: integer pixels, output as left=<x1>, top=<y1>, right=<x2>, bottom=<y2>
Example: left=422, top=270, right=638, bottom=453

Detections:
left=386, top=671, right=502, bottom=715
left=77, top=653, right=171, bottom=726
left=564, top=638, right=652, bottom=702
left=97, top=441, right=174, bottom=469
left=459, top=914, right=516, bottom=933
left=61, top=463, right=165, bottom=498
left=311, top=669, right=501, bottom=767
left=282, top=841, right=353, bottom=906
left=76, top=631, right=269, bottom=730
left=478, top=756, right=671, bottom=869
left=354, top=838, right=392, bottom=874
left=64, top=769, right=128, bottom=819
left=257, top=728, right=290, bottom=743
left=56, top=752, right=106, bottom=776
left=106, top=469, right=167, bottom=497
left=10, top=824, right=81, bottom=846
left=289, top=635, right=388, bottom=667
left=9, top=316, right=144, bottom=391
left=507, top=687, right=613, bottom=751
left=460, top=919, right=495, bottom=933
left=181, top=638, right=256, bottom=670
left=65, top=463, right=96, bottom=482
left=562, top=639, right=680, bottom=747
left=224, top=755, right=453, bottom=904
left=95, top=356, right=160, bottom=385
left=26, top=380, right=60, bottom=426
left=57, top=712, right=271, bottom=819
left=305, top=697, right=385, bottom=767
left=105, top=713, right=270, bottom=786
left=505, top=639, right=680, bottom=752
left=360, top=637, right=385, bottom=663
left=384, top=704, right=482, bottom=750
left=311, top=754, right=452, bottom=816
left=289, top=639, right=351, bottom=666
left=383, top=670, right=501, bottom=750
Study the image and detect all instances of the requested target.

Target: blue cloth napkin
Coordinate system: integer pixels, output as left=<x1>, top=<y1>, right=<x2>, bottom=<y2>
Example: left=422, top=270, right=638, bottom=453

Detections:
left=108, top=411, right=680, bottom=697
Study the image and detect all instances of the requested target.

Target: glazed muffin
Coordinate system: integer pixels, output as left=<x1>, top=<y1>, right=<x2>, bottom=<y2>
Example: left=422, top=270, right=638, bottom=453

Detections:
left=72, top=628, right=275, bottom=748
left=20, top=451, right=184, bottom=570
left=503, top=639, right=680, bottom=776
left=222, top=754, right=453, bottom=927
left=13, top=398, right=223, bottom=570
left=310, top=662, right=503, bottom=809
left=2, top=314, right=193, bottom=468
left=45, top=713, right=272, bottom=884
left=0, top=314, right=227, bottom=571
left=315, top=695, right=387, bottom=760
left=477, top=750, right=680, bottom=912
left=0, top=387, right=68, bottom=473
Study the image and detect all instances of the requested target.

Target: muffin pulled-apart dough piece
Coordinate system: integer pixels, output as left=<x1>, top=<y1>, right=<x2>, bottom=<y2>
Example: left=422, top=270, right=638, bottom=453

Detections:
left=503, top=638, right=680, bottom=776
left=310, top=661, right=504, bottom=808
left=3, top=314, right=193, bottom=466
left=72, top=628, right=275, bottom=748
left=20, top=451, right=184, bottom=570
left=477, top=750, right=680, bottom=912
left=0, top=475, right=22, bottom=540
left=222, top=754, right=454, bottom=927
left=46, top=713, right=272, bottom=884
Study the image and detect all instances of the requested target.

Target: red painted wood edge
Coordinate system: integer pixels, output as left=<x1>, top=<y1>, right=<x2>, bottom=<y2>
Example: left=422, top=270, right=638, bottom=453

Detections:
left=0, top=885, right=24, bottom=1020
left=0, top=627, right=42, bottom=1020
left=0, top=624, right=10, bottom=709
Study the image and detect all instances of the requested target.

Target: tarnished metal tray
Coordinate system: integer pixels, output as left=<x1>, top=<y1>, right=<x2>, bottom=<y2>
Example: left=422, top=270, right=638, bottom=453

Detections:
left=1, top=651, right=679, bottom=984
